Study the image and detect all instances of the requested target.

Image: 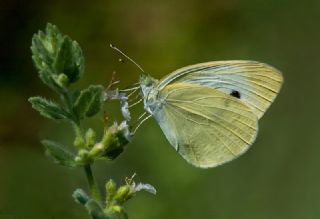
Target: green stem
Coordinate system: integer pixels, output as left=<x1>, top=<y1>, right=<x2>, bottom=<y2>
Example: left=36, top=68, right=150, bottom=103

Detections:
left=61, top=91, right=72, bottom=110
left=61, top=90, right=80, bottom=124
left=122, top=210, right=129, bottom=219
left=84, top=164, right=101, bottom=203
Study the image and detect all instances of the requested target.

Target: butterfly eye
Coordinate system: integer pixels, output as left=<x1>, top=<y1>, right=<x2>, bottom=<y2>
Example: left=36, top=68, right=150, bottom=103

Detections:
left=145, top=78, right=153, bottom=86
left=140, top=74, right=155, bottom=87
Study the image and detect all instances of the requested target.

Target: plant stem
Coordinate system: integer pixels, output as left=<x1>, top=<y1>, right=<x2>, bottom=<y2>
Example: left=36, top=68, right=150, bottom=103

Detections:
left=122, top=210, right=129, bottom=219
left=61, top=91, right=80, bottom=124
left=61, top=91, right=72, bottom=110
left=84, top=164, right=101, bottom=203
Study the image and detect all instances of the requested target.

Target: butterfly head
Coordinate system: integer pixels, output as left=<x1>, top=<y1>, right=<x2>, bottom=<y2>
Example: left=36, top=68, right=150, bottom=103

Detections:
left=139, top=74, right=160, bottom=114
left=140, top=74, right=156, bottom=86
left=139, top=74, right=158, bottom=96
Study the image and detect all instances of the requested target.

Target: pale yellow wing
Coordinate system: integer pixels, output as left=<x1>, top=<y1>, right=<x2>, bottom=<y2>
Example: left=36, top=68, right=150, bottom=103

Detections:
left=158, top=60, right=283, bottom=119
left=152, top=83, right=259, bottom=168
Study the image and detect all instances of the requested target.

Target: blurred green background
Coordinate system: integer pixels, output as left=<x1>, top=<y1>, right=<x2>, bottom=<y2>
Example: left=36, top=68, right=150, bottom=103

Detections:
left=1, top=0, right=320, bottom=218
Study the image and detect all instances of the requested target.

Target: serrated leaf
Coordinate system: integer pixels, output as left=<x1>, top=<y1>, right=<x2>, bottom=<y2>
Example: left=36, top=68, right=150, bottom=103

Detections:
left=73, top=85, right=104, bottom=119
left=29, top=96, right=70, bottom=120
left=31, top=23, right=84, bottom=89
left=55, top=36, right=84, bottom=83
left=31, top=23, right=63, bottom=74
left=37, top=69, right=66, bottom=93
left=42, top=140, right=77, bottom=167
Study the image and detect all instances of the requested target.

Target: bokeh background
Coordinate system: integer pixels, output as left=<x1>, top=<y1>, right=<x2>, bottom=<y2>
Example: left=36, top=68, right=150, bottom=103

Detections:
left=1, top=0, right=320, bottom=218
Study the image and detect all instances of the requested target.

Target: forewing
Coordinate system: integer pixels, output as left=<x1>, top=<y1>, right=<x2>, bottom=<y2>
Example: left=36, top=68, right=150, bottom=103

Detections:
left=153, top=83, right=258, bottom=168
left=158, top=60, right=283, bottom=119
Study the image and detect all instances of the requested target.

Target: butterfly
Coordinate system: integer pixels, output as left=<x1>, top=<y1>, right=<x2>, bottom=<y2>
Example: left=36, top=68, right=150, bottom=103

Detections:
left=111, top=45, right=283, bottom=168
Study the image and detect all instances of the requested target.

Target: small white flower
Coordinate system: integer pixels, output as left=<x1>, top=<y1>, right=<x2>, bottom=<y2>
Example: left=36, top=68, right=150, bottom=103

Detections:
left=119, top=94, right=131, bottom=122
left=131, top=182, right=157, bottom=195
left=105, top=89, right=131, bottom=121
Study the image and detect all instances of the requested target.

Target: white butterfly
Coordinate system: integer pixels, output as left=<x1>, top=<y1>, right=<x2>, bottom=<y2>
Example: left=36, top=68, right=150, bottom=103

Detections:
left=112, top=45, right=283, bottom=168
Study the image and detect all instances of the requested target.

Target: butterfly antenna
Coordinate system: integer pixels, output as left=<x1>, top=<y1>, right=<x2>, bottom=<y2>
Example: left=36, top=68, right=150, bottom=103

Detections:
left=110, top=44, right=145, bottom=73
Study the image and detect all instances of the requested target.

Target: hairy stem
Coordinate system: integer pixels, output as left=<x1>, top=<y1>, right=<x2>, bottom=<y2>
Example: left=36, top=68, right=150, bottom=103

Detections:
left=84, top=164, right=101, bottom=203
left=61, top=91, right=80, bottom=124
left=61, top=91, right=72, bottom=111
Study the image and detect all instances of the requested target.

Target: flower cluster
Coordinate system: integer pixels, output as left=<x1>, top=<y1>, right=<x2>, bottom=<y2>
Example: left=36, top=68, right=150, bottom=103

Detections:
left=73, top=175, right=156, bottom=219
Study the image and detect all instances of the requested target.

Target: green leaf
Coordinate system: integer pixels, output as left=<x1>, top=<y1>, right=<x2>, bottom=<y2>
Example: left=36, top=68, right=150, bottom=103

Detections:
left=31, top=23, right=84, bottom=89
left=31, top=24, right=63, bottom=81
left=55, top=36, right=84, bottom=83
left=73, top=85, right=104, bottom=119
left=29, top=96, right=70, bottom=120
left=42, top=140, right=77, bottom=167
left=38, top=69, right=66, bottom=93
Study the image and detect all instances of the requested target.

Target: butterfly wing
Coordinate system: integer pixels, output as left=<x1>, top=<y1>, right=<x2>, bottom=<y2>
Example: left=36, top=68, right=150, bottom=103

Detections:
left=152, top=83, right=258, bottom=168
left=158, top=60, right=283, bottom=119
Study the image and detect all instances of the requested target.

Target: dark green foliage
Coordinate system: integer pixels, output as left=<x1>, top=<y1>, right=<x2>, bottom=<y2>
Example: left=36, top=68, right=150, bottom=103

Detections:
left=55, top=36, right=84, bottom=83
left=103, top=123, right=131, bottom=160
left=73, top=85, right=105, bottom=119
left=31, top=23, right=84, bottom=90
left=103, top=147, right=125, bottom=161
left=42, top=140, right=77, bottom=167
left=28, top=96, right=70, bottom=120
left=31, top=24, right=62, bottom=73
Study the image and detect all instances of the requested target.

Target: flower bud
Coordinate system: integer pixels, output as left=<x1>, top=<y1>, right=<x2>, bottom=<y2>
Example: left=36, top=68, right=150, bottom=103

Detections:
left=79, top=149, right=89, bottom=158
left=114, top=185, right=131, bottom=204
left=105, top=179, right=117, bottom=203
left=88, top=143, right=104, bottom=158
left=100, top=121, right=132, bottom=160
left=52, top=73, right=69, bottom=88
left=57, top=73, right=69, bottom=87
left=85, top=128, right=95, bottom=148
left=74, top=135, right=85, bottom=148
left=72, top=188, right=89, bottom=205
left=111, top=205, right=122, bottom=213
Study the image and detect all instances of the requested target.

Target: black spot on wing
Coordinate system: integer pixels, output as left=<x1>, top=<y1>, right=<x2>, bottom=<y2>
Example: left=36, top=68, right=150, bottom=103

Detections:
left=230, top=90, right=241, bottom=99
